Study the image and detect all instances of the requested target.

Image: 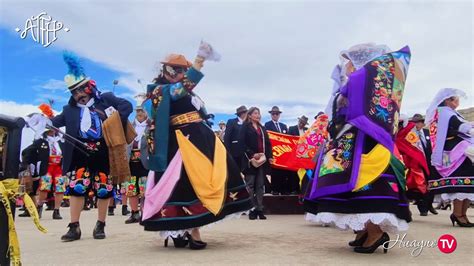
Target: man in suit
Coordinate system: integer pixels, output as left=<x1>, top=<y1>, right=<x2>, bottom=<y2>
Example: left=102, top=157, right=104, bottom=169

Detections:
left=411, top=113, right=438, bottom=216
left=224, top=105, right=248, bottom=166
left=264, top=106, right=291, bottom=195
left=264, top=106, right=288, bottom=134
left=288, top=115, right=309, bottom=136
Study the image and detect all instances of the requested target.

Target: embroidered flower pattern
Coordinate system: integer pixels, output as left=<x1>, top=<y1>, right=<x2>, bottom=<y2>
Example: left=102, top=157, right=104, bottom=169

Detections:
left=368, top=55, right=404, bottom=135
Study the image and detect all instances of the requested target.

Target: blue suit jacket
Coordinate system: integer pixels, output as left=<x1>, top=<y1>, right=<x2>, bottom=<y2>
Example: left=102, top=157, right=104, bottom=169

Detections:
left=52, top=92, right=132, bottom=174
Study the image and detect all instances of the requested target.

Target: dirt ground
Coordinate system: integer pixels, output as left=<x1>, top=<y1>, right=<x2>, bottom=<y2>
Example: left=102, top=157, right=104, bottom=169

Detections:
left=13, top=205, right=474, bottom=265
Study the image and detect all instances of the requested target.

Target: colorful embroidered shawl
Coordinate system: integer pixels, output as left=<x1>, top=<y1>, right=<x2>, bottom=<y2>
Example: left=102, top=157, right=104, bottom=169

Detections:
left=344, top=46, right=411, bottom=152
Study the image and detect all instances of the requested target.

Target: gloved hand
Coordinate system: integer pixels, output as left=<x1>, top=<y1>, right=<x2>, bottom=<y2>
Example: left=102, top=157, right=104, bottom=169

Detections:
left=25, top=113, right=52, bottom=139
left=197, top=40, right=221, bottom=62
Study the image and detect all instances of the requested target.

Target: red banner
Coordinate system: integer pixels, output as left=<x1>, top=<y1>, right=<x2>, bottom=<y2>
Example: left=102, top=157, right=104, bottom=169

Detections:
left=268, top=131, right=315, bottom=171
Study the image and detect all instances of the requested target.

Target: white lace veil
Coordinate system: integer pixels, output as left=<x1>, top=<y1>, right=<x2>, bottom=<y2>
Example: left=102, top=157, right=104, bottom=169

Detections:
left=425, top=88, right=467, bottom=123
left=340, top=43, right=391, bottom=78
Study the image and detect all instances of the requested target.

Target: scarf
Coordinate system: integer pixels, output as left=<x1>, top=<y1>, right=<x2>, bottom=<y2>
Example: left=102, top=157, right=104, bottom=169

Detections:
left=77, top=98, right=95, bottom=133
left=47, top=135, right=62, bottom=156
left=134, top=119, right=148, bottom=146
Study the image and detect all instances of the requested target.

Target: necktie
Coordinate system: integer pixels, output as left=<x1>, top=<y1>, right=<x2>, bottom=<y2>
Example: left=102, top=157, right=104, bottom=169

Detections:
left=275, top=122, right=281, bottom=133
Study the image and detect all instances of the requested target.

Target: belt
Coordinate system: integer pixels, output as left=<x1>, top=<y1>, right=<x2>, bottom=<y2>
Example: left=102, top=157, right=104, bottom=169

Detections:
left=170, top=111, right=203, bottom=126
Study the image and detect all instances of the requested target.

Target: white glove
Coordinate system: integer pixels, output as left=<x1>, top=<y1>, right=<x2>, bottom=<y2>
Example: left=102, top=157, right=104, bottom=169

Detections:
left=25, top=113, right=52, bottom=139
left=197, top=40, right=221, bottom=62
left=469, top=128, right=474, bottom=136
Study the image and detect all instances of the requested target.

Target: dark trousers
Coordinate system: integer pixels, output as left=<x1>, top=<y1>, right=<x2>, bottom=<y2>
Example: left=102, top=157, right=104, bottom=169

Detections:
left=271, top=169, right=300, bottom=194
left=245, top=168, right=265, bottom=211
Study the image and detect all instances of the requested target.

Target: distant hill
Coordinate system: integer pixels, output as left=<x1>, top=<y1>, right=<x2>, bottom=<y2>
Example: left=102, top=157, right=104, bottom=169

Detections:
left=459, top=107, right=474, bottom=122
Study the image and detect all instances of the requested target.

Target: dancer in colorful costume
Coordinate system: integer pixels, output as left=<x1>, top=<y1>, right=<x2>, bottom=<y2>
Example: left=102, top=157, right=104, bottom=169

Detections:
left=30, top=52, right=133, bottom=241
left=304, top=43, right=412, bottom=253
left=425, top=88, right=474, bottom=227
left=141, top=42, right=252, bottom=250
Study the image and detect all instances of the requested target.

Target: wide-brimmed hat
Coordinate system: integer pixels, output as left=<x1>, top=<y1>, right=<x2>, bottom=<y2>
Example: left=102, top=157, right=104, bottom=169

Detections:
left=411, top=113, right=425, bottom=123
left=298, top=115, right=309, bottom=125
left=160, top=53, right=192, bottom=67
left=235, top=105, right=248, bottom=115
left=314, top=111, right=324, bottom=119
left=268, top=106, right=282, bottom=114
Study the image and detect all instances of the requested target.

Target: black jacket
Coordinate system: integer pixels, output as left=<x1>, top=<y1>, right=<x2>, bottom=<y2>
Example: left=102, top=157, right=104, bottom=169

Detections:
left=52, top=92, right=132, bottom=174
left=264, top=120, right=288, bottom=134
left=239, top=122, right=273, bottom=175
left=288, top=125, right=308, bottom=136
left=224, top=118, right=244, bottom=158
left=21, top=138, right=50, bottom=176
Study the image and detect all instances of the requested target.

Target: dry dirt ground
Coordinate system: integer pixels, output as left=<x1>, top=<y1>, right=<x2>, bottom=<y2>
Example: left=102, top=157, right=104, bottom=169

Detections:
left=14, top=205, right=474, bottom=265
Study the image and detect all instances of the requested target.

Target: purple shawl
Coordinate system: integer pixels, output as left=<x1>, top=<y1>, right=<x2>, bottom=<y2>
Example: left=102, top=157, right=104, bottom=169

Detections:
left=431, top=106, right=473, bottom=167
left=343, top=46, right=411, bottom=152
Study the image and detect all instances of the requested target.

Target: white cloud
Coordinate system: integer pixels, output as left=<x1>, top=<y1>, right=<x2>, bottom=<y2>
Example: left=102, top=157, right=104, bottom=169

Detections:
left=1, top=0, right=472, bottom=119
left=0, top=100, right=41, bottom=117
left=36, top=78, right=66, bottom=91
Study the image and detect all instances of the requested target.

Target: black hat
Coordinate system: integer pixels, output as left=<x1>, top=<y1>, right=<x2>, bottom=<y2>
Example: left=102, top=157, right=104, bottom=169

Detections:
left=314, top=111, right=324, bottom=119
left=298, top=115, right=309, bottom=125
left=411, top=114, right=425, bottom=123
left=269, top=106, right=282, bottom=114
left=235, top=105, right=248, bottom=115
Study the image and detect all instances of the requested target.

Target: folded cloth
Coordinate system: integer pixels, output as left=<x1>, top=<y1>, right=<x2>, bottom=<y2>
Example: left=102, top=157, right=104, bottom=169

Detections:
left=102, top=112, right=130, bottom=183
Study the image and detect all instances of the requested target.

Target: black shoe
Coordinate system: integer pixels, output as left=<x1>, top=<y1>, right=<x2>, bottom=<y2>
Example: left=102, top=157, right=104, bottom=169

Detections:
left=249, top=210, right=257, bottom=220
left=185, top=232, right=207, bottom=250
left=61, top=222, right=81, bottom=242
left=61, top=200, right=70, bottom=208
left=125, top=211, right=141, bottom=224
left=46, top=203, right=54, bottom=211
left=354, top=232, right=390, bottom=254
left=122, top=205, right=130, bottom=216
left=52, top=209, right=62, bottom=220
left=450, top=214, right=473, bottom=227
left=108, top=206, right=115, bottom=216
left=164, top=235, right=189, bottom=248
left=93, top=221, right=106, bottom=239
left=37, top=205, right=43, bottom=219
left=441, top=203, right=452, bottom=210
left=18, top=210, right=30, bottom=217
left=349, top=232, right=368, bottom=247
left=420, top=212, right=428, bottom=216
left=257, top=210, right=267, bottom=220
left=429, top=207, right=438, bottom=215
left=271, top=191, right=279, bottom=196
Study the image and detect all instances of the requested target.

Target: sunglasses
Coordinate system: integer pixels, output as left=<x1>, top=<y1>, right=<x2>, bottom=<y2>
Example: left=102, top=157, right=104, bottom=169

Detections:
left=271, top=113, right=280, bottom=116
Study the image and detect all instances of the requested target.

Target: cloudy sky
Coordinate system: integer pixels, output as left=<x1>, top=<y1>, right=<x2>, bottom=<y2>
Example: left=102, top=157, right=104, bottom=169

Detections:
left=0, top=0, right=473, bottom=129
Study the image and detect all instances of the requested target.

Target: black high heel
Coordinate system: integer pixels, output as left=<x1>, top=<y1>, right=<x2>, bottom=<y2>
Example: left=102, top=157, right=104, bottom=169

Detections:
left=441, top=203, right=452, bottom=210
left=164, top=235, right=189, bottom=248
left=185, top=232, right=207, bottom=250
left=348, top=232, right=368, bottom=247
left=353, top=232, right=390, bottom=254
left=450, top=214, right=473, bottom=227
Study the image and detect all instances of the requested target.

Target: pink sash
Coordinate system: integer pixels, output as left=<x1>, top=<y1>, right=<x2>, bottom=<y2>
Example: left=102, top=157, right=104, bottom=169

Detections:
left=142, top=151, right=183, bottom=221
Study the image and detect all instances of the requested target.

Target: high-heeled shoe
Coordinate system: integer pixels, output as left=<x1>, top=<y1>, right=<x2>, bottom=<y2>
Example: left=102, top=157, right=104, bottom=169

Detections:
left=348, top=232, right=368, bottom=247
left=164, top=235, right=189, bottom=248
left=185, top=232, right=207, bottom=250
left=441, top=203, right=452, bottom=210
left=450, top=214, right=473, bottom=227
left=353, top=232, right=390, bottom=254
